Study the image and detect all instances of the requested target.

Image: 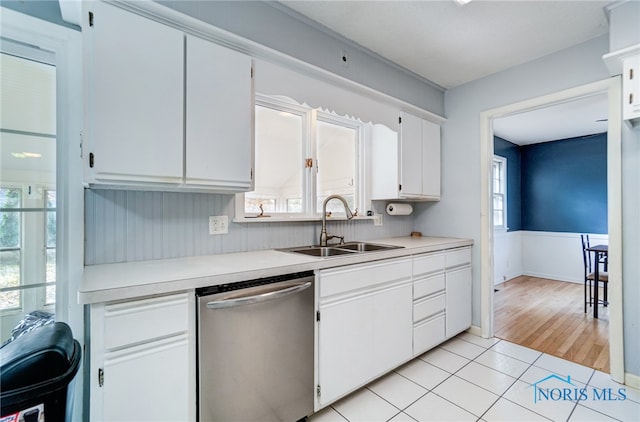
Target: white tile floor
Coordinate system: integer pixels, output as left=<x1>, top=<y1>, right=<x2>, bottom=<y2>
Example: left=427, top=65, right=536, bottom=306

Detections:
left=310, top=332, right=640, bottom=422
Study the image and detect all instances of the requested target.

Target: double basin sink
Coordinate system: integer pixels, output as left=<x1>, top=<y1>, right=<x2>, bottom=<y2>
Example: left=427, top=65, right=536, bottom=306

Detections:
left=278, top=241, right=403, bottom=257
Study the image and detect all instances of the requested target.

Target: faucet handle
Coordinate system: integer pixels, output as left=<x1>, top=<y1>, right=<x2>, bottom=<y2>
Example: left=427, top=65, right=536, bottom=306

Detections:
left=324, top=233, right=345, bottom=246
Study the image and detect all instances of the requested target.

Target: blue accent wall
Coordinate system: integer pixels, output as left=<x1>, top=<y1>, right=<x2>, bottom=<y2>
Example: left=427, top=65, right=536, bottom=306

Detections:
left=521, top=133, right=607, bottom=233
left=494, top=132, right=607, bottom=234
left=494, top=137, right=522, bottom=231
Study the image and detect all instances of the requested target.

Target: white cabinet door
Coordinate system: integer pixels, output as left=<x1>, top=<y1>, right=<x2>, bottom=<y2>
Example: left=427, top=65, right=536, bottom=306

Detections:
left=318, top=281, right=412, bottom=407
left=90, top=293, right=195, bottom=421
left=371, top=112, right=441, bottom=200
left=84, top=2, right=184, bottom=184
left=445, top=266, right=472, bottom=338
left=400, top=113, right=441, bottom=200
left=103, top=336, right=190, bottom=422
left=421, top=119, right=441, bottom=198
left=185, top=35, right=254, bottom=191
left=399, top=112, right=423, bottom=197
left=317, top=290, right=375, bottom=407
left=317, top=259, right=412, bottom=408
left=370, top=123, right=400, bottom=200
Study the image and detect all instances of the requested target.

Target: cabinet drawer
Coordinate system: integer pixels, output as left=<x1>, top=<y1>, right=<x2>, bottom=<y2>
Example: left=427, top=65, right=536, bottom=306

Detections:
left=414, top=294, right=445, bottom=322
left=103, top=293, right=189, bottom=350
left=320, top=258, right=412, bottom=298
left=445, top=247, right=471, bottom=269
left=413, top=314, right=445, bottom=356
left=414, top=274, right=445, bottom=300
left=413, top=253, right=445, bottom=277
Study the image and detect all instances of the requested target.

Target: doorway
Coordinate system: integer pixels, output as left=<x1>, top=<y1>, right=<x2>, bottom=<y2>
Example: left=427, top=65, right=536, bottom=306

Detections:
left=479, top=78, right=624, bottom=383
left=490, top=93, right=610, bottom=371
left=0, top=43, right=58, bottom=339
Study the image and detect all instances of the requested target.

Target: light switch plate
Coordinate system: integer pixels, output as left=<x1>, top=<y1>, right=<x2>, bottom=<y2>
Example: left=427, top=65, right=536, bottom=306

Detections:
left=209, top=215, right=228, bottom=235
left=373, top=214, right=383, bottom=226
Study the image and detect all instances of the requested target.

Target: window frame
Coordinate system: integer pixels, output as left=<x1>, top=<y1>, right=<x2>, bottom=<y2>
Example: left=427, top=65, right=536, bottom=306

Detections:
left=0, top=185, right=57, bottom=315
left=314, top=109, right=363, bottom=215
left=0, top=6, right=84, bottom=332
left=0, top=185, right=23, bottom=313
left=236, top=94, right=368, bottom=221
left=250, top=95, right=311, bottom=218
left=492, top=155, right=508, bottom=230
left=0, top=43, right=58, bottom=315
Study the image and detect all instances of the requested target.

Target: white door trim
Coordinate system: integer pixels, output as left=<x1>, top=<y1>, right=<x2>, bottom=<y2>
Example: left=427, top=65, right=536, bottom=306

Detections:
left=479, top=78, right=624, bottom=383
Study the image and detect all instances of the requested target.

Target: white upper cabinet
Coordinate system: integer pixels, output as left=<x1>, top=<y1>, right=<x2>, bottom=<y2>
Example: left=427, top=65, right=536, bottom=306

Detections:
left=83, top=1, right=184, bottom=184
left=83, top=2, right=254, bottom=192
left=185, top=35, right=254, bottom=191
left=420, top=118, right=441, bottom=198
left=622, top=54, right=640, bottom=127
left=604, top=44, right=640, bottom=128
left=371, top=112, right=441, bottom=201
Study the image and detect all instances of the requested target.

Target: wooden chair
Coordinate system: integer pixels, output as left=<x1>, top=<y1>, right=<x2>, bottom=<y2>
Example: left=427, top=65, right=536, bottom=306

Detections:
left=581, top=234, right=609, bottom=313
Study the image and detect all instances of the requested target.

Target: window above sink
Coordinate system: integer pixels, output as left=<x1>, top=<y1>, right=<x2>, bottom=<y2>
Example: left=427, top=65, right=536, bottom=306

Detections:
left=236, top=94, right=368, bottom=221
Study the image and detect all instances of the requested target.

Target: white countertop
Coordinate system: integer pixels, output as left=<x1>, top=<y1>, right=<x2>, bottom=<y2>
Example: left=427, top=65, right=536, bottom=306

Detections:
left=80, top=236, right=473, bottom=304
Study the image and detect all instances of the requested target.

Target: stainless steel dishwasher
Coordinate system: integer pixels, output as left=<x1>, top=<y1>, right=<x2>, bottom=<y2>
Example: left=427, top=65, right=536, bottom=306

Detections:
left=196, top=271, right=315, bottom=422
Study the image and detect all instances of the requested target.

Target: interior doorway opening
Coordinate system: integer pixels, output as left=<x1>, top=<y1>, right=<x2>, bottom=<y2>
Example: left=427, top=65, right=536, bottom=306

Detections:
left=0, top=43, right=58, bottom=340
left=479, top=78, right=624, bottom=383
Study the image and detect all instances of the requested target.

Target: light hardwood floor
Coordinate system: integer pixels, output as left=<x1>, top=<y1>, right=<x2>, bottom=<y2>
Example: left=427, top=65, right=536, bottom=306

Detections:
left=494, top=275, right=610, bottom=373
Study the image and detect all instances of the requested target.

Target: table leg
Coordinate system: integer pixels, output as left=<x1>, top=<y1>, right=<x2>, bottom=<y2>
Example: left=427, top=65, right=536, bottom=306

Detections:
left=593, top=250, right=599, bottom=319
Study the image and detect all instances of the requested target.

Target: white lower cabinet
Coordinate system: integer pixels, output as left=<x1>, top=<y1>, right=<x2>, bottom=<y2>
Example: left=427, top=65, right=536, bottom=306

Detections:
left=89, top=292, right=195, bottom=421
left=444, top=247, right=472, bottom=337
left=316, top=258, right=413, bottom=408
left=412, top=254, right=446, bottom=356
left=411, top=246, right=472, bottom=355
left=315, top=247, right=472, bottom=410
left=445, top=266, right=473, bottom=337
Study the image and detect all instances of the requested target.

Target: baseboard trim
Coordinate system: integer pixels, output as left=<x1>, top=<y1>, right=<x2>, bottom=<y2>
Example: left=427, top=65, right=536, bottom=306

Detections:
left=521, top=271, right=582, bottom=284
left=625, top=372, right=640, bottom=389
left=466, top=325, right=482, bottom=337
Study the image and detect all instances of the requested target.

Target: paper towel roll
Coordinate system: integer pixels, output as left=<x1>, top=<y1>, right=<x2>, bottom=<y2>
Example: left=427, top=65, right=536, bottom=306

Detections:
left=386, top=203, right=413, bottom=216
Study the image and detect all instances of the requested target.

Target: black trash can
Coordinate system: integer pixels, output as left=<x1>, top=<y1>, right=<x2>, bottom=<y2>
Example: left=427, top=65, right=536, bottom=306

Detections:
left=1, top=322, right=81, bottom=422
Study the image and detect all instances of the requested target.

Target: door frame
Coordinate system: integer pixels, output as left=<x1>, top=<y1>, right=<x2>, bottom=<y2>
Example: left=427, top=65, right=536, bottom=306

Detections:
left=479, top=78, right=624, bottom=383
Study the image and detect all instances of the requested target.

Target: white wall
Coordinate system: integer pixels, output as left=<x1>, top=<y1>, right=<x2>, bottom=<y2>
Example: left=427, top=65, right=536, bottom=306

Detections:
left=521, top=231, right=608, bottom=284
left=493, top=231, right=608, bottom=285
left=493, top=230, right=522, bottom=284
left=413, top=34, right=611, bottom=321
left=414, top=31, right=640, bottom=377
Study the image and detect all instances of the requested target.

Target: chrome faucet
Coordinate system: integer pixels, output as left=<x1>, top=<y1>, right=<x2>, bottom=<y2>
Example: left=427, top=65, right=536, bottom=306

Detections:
left=320, top=195, right=355, bottom=246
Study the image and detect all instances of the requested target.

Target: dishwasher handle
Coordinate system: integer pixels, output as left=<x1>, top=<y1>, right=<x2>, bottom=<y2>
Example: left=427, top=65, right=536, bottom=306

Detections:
left=205, top=280, right=312, bottom=310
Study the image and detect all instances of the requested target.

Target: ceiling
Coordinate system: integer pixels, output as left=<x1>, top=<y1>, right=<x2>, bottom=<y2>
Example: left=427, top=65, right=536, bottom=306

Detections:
left=278, top=0, right=613, bottom=144
left=493, top=92, right=609, bottom=145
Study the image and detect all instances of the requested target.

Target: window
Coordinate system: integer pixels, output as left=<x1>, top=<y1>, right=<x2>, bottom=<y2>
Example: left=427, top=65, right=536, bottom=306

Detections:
left=242, top=95, right=362, bottom=218
left=316, top=118, right=357, bottom=213
left=0, top=188, right=21, bottom=310
left=0, top=48, right=57, bottom=320
left=493, top=156, right=507, bottom=229
left=0, top=187, right=56, bottom=312
left=245, top=99, right=305, bottom=215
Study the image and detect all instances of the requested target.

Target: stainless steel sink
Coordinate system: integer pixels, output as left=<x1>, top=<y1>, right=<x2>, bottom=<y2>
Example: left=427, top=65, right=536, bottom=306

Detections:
left=338, top=242, right=403, bottom=252
left=287, top=246, right=355, bottom=257
left=278, top=242, right=403, bottom=257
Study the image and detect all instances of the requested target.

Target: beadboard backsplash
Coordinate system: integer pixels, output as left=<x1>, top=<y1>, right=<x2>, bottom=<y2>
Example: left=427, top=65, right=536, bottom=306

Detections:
left=85, top=189, right=414, bottom=265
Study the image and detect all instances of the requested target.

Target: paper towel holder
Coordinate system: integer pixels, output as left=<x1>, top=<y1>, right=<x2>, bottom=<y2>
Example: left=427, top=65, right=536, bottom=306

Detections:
left=386, top=203, right=413, bottom=216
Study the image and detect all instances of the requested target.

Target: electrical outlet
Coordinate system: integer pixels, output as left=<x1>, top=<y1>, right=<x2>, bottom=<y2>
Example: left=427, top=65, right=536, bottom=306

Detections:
left=373, top=214, right=383, bottom=226
left=209, top=215, right=228, bottom=235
